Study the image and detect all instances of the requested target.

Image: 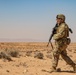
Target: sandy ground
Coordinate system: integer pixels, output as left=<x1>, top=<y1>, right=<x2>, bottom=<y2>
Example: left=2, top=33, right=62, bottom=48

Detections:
left=0, top=42, right=76, bottom=75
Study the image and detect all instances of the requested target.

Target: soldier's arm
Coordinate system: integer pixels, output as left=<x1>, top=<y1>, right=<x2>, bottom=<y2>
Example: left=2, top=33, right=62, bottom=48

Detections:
left=53, top=24, right=67, bottom=40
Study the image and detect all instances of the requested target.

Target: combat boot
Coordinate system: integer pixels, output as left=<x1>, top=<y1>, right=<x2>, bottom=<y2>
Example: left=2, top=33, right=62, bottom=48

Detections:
left=72, top=64, right=76, bottom=73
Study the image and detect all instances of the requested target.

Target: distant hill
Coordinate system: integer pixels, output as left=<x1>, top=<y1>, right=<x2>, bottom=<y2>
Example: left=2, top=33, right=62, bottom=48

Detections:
left=0, top=38, right=46, bottom=42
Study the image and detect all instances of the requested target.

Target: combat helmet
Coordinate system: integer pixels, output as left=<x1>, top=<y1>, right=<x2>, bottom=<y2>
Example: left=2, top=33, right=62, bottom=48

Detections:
left=56, top=14, right=65, bottom=21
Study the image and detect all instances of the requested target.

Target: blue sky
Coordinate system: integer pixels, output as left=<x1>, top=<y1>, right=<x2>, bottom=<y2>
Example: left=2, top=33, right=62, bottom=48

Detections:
left=0, top=0, right=76, bottom=42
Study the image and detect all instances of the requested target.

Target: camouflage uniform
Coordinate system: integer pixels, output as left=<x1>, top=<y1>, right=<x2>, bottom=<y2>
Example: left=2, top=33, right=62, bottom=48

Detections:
left=51, top=14, right=76, bottom=72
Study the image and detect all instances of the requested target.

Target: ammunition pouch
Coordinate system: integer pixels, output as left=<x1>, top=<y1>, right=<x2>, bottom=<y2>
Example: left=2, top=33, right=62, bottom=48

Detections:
left=56, top=38, right=71, bottom=46
left=66, top=38, right=71, bottom=45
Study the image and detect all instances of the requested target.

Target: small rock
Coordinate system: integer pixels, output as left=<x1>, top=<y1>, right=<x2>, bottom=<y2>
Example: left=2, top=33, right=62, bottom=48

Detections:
left=23, top=69, right=27, bottom=74
left=6, top=70, right=10, bottom=72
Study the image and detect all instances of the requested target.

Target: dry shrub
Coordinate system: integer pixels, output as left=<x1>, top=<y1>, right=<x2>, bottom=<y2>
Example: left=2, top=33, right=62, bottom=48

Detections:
left=7, top=49, right=19, bottom=57
left=0, top=48, right=19, bottom=61
left=34, top=51, right=44, bottom=59
left=2, top=48, right=19, bottom=57
left=0, top=51, right=12, bottom=61
left=25, top=51, right=32, bottom=56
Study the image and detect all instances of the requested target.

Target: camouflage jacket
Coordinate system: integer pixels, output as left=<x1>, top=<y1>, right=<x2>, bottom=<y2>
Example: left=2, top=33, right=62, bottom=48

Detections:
left=53, top=23, right=69, bottom=40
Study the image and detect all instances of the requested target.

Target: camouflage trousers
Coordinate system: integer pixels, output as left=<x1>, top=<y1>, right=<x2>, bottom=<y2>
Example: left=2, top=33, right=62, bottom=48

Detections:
left=52, top=41, right=75, bottom=68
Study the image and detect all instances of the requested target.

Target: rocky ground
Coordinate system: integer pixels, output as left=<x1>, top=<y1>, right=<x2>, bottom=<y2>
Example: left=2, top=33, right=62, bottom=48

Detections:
left=0, top=42, right=76, bottom=75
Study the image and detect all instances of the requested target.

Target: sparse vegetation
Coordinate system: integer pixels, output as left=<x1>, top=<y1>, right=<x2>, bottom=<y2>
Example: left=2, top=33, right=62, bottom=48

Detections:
left=34, top=51, right=44, bottom=59
left=0, top=42, right=76, bottom=75
left=25, top=51, right=32, bottom=56
left=3, top=48, right=19, bottom=57
left=8, top=49, right=19, bottom=57
left=0, top=47, right=19, bottom=61
left=0, top=51, right=12, bottom=61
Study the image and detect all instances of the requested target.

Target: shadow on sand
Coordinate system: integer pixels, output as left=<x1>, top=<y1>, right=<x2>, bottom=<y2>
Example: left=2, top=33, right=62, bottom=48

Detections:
left=42, top=69, right=75, bottom=73
left=59, top=70, right=75, bottom=73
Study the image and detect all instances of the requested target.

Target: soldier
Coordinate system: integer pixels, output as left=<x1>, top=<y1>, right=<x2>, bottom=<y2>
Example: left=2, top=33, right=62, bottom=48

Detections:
left=50, top=14, right=76, bottom=73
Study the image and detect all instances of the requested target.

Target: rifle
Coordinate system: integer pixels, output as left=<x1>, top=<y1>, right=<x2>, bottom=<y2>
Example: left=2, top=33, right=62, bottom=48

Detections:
left=47, top=24, right=73, bottom=48
left=47, top=24, right=58, bottom=48
left=69, top=28, right=73, bottom=33
left=47, top=35, right=54, bottom=49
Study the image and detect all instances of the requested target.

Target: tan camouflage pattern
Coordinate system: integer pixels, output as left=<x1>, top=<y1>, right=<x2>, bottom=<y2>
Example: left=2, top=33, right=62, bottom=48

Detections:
left=56, top=14, right=65, bottom=20
left=52, top=23, right=75, bottom=68
left=53, top=23, right=69, bottom=40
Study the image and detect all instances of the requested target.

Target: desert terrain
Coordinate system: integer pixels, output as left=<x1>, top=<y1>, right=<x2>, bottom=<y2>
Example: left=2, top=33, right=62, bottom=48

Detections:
left=0, top=42, right=76, bottom=75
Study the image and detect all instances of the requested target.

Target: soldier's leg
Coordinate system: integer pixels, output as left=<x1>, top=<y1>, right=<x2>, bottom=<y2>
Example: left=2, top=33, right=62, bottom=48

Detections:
left=61, top=50, right=76, bottom=72
left=51, top=48, right=60, bottom=72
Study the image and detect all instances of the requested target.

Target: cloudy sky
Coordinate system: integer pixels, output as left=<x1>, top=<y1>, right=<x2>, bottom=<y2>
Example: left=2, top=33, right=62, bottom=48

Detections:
left=0, top=0, right=76, bottom=42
